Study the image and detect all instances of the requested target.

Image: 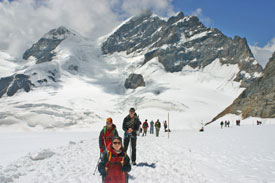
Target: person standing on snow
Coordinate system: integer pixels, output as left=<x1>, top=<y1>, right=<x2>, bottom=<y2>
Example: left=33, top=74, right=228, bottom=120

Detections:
left=142, top=119, right=149, bottom=136
left=99, top=117, right=119, bottom=155
left=227, top=120, right=230, bottom=127
left=122, top=108, right=140, bottom=165
left=137, top=121, right=142, bottom=136
left=98, top=136, right=131, bottom=183
left=150, top=120, right=154, bottom=134
left=155, top=119, right=161, bottom=137
left=220, top=121, right=224, bottom=128
left=164, top=120, right=168, bottom=132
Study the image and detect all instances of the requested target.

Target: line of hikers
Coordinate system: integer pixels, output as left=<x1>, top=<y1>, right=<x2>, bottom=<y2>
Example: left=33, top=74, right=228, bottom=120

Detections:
left=220, top=120, right=231, bottom=128
left=97, top=107, right=170, bottom=182
left=137, top=119, right=168, bottom=137
left=97, top=107, right=172, bottom=183
left=220, top=119, right=265, bottom=129
left=97, top=107, right=138, bottom=183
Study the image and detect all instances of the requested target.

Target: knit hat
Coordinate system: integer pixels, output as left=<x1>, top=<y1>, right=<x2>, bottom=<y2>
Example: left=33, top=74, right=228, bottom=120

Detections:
left=106, top=117, right=113, bottom=123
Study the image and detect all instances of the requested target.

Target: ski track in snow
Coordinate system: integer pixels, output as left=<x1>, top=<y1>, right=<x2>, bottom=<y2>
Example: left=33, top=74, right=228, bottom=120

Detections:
left=1, top=126, right=275, bottom=183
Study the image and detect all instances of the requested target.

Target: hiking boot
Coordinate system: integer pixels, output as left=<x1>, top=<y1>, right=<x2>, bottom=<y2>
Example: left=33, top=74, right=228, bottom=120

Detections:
left=132, top=162, right=137, bottom=165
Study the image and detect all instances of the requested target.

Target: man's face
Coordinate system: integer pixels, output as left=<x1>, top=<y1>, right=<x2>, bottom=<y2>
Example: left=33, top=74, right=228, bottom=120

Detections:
left=129, top=110, right=135, bottom=117
left=106, top=122, right=112, bottom=128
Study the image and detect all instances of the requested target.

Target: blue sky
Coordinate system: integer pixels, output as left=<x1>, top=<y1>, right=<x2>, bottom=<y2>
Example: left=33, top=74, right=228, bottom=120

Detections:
left=172, top=0, right=275, bottom=47
left=0, top=0, right=273, bottom=66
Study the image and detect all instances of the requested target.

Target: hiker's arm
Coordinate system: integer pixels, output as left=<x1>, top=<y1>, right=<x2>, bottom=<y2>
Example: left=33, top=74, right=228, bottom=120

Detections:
left=133, top=118, right=140, bottom=132
left=121, top=155, right=131, bottom=172
left=98, top=130, right=104, bottom=153
left=98, top=151, right=108, bottom=177
left=122, top=117, right=128, bottom=132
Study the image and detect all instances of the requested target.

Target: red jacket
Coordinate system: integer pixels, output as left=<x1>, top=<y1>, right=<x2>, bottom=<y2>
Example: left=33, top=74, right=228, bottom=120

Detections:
left=142, top=121, right=149, bottom=129
left=99, top=124, right=118, bottom=153
left=99, top=147, right=131, bottom=183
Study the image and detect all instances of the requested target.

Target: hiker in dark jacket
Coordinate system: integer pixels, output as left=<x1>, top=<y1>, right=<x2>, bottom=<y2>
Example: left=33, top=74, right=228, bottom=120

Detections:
left=155, top=119, right=161, bottom=137
left=122, top=107, right=140, bottom=165
left=150, top=120, right=154, bottom=134
left=164, top=120, right=168, bottom=132
left=99, top=117, right=119, bottom=154
left=98, top=136, right=131, bottom=183
left=220, top=121, right=224, bottom=128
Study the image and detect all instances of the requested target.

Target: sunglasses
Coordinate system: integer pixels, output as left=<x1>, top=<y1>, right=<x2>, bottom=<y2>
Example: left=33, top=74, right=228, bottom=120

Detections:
left=113, top=142, right=121, bottom=145
left=106, top=122, right=112, bottom=125
left=129, top=111, right=135, bottom=113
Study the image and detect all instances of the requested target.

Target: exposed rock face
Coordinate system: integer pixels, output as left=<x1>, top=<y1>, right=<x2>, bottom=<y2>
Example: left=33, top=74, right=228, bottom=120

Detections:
left=0, top=74, right=33, bottom=97
left=102, top=11, right=262, bottom=87
left=124, top=73, right=145, bottom=89
left=212, top=52, right=275, bottom=120
left=23, top=26, right=75, bottom=64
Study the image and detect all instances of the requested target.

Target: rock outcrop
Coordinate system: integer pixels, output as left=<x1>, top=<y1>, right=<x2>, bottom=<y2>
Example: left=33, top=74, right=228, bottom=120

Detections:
left=212, top=52, right=275, bottom=120
left=124, top=73, right=145, bottom=89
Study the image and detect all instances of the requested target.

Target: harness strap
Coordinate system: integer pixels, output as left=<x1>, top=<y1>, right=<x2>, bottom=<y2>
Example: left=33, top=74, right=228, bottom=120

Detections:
left=107, top=150, right=112, bottom=162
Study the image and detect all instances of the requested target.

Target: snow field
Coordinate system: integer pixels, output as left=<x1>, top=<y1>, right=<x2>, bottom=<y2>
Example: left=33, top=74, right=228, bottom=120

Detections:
left=1, top=124, right=275, bottom=183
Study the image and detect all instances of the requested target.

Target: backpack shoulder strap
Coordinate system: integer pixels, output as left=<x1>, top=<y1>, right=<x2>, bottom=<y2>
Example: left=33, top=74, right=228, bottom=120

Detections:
left=103, top=126, right=107, bottom=135
left=121, top=152, right=127, bottom=165
left=111, top=127, right=116, bottom=135
left=107, top=150, right=112, bottom=162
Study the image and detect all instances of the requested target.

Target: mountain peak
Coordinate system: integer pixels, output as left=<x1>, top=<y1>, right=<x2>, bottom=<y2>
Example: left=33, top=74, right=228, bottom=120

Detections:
left=23, top=26, right=76, bottom=63
left=43, top=26, right=76, bottom=40
left=167, top=11, right=185, bottom=24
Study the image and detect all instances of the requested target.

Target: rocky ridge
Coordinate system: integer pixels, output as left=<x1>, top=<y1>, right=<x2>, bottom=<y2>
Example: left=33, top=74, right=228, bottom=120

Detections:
left=102, top=10, right=263, bottom=87
left=212, top=52, right=275, bottom=120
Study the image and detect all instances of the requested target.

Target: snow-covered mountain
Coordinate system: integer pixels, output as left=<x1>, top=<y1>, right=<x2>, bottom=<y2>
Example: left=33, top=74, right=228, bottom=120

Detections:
left=0, top=11, right=265, bottom=131
left=212, top=52, right=275, bottom=121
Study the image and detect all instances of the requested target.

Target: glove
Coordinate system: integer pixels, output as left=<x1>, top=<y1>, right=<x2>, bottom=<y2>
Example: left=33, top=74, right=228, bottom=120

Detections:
left=121, top=165, right=128, bottom=172
left=102, top=170, right=107, bottom=178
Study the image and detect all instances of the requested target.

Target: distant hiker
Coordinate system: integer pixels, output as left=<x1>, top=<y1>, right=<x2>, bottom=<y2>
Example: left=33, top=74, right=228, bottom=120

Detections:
left=123, top=107, right=140, bottom=165
left=236, top=120, right=240, bottom=126
left=257, top=120, right=262, bottom=125
left=98, top=136, right=131, bottom=183
left=139, top=125, right=143, bottom=135
left=142, top=119, right=149, bottom=136
left=155, top=119, right=161, bottom=137
left=150, top=120, right=154, bottom=134
left=164, top=120, right=168, bottom=132
left=224, top=120, right=228, bottom=127
left=220, top=121, right=224, bottom=128
left=137, top=121, right=142, bottom=136
left=227, top=121, right=230, bottom=127
left=99, top=117, right=118, bottom=155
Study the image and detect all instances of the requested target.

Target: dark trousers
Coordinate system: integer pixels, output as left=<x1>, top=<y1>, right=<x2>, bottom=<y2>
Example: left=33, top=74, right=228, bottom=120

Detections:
left=124, top=135, right=137, bottom=162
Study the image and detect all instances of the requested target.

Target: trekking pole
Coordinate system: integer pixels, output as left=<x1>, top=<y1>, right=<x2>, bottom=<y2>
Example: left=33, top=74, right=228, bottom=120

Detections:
left=93, top=156, right=101, bottom=175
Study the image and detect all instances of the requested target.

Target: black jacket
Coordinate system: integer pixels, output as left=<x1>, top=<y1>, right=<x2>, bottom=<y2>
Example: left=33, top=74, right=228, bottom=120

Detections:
left=122, top=114, right=140, bottom=136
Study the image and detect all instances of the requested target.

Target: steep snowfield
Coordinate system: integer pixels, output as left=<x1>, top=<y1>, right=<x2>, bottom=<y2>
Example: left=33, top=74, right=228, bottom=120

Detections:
left=0, top=51, right=18, bottom=77
left=0, top=124, right=275, bottom=183
left=0, top=23, right=264, bottom=131
left=0, top=36, right=245, bottom=131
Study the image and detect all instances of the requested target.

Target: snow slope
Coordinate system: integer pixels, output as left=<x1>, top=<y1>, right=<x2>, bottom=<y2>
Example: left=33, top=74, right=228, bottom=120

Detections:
left=1, top=124, right=275, bottom=183
left=0, top=21, right=263, bottom=131
left=0, top=51, right=18, bottom=77
left=0, top=38, right=245, bottom=131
